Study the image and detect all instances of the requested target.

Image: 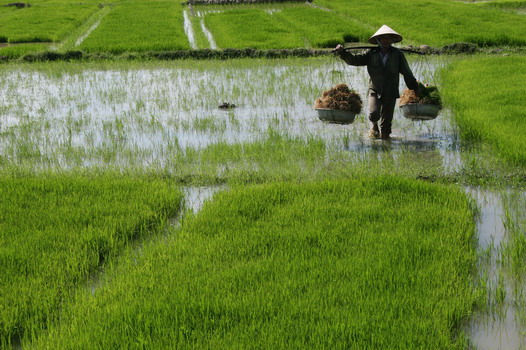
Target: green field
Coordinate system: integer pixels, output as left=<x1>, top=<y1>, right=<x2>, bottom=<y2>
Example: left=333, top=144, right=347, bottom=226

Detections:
left=31, top=178, right=478, bottom=349
left=0, top=175, right=182, bottom=347
left=202, top=5, right=370, bottom=49
left=2, top=0, right=526, bottom=57
left=78, top=1, right=190, bottom=53
left=316, top=0, right=526, bottom=47
left=1, top=0, right=526, bottom=345
left=0, top=2, right=99, bottom=43
left=442, top=56, right=526, bottom=166
left=0, top=55, right=524, bottom=347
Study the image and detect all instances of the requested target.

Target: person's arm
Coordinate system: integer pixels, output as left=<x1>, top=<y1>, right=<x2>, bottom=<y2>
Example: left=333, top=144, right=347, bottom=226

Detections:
left=399, top=51, right=418, bottom=91
left=334, top=45, right=369, bottom=66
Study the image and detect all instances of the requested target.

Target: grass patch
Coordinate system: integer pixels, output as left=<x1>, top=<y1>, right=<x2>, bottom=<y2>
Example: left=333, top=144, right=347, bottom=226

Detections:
left=32, top=177, right=479, bottom=349
left=201, top=5, right=370, bottom=49
left=441, top=55, right=526, bottom=166
left=0, top=174, right=182, bottom=347
left=78, top=1, right=190, bottom=53
left=0, top=2, right=99, bottom=43
left=272, top=6, right=370, bottom=47
left=316, top=0, right=526, bottom=47
left=204, top=8, right=305, bottom=49
left=0, top=43, right=51, bottom=58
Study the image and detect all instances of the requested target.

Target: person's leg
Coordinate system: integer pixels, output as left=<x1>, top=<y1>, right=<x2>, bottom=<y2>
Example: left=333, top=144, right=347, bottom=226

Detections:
left=379, top=98, right=397, bottom=139
left=368, top=92, right=380, bottom=138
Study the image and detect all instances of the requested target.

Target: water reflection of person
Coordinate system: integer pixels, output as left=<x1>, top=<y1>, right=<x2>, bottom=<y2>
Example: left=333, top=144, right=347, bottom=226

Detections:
left=335, top=25, right=419, bottom=139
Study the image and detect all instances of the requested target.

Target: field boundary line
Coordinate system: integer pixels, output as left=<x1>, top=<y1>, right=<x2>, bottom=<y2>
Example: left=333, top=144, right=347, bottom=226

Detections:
left=183, top=10, right=198, bottom=49
left=306, top=2, right=331, bottom=11
left=53, top=5, right=111, bottom=51
left=75, top=7, right=111, bottom=47
left=200, top=19, right=218, bottom=49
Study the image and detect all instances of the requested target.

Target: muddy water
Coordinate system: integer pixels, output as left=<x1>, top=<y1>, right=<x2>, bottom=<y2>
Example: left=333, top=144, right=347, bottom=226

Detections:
left=466, top=188, right=526, bottom=349
left=0, top=57, right=458, bottom=170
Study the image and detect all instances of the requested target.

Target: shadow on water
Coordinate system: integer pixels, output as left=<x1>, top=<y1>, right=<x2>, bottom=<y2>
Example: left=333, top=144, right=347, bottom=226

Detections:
left=465, top=188, right=526, bottom=349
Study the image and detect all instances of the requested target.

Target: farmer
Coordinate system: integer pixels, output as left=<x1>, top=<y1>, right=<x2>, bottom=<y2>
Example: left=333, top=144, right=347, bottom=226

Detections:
left=335, top=25, right=419, bottom=139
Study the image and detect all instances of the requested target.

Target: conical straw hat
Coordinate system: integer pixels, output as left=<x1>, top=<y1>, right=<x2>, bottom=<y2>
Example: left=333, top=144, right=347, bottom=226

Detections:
left=368, top=25, right=403, bottom=44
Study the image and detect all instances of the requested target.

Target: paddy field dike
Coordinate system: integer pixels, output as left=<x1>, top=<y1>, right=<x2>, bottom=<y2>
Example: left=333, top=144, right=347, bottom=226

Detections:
left=1, top=0, right=526, bottom=349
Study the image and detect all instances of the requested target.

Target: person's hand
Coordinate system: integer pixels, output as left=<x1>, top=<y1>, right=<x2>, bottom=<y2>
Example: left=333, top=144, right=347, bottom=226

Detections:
left=333, top=44, right=344, bottom=54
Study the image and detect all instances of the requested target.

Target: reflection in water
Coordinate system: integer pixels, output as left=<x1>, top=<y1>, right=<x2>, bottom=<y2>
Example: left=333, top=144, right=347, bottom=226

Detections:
left=0, top=58, right=459, bottom=171
left=466, top=188, right=526, bottom=350
left=182, top=185, right=225, bottom=214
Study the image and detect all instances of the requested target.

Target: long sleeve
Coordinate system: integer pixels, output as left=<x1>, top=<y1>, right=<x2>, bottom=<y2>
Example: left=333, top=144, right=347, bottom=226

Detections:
left=339, top=50, right=369, bottom=66
left=399, top=52, right=418, bottom=91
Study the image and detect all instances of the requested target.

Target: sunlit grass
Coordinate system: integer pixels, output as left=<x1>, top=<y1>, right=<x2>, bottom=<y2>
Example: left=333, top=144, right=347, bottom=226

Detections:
left=78, top=1, right=190, bottom=53
left=316, top=0, right=526, bottom=47
left=31, top=177, right=479, bottom=349
left=0, top=2, right=98, bottom=43
left=0, top=174, right=182, bottom=347
left=201, top=4, right=370, bottom=49
left=441, top=55, right=526, bottom=166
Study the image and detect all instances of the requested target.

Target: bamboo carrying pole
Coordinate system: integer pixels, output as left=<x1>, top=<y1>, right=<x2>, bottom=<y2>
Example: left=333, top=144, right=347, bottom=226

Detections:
left=338, top=45, right=426, bottom=55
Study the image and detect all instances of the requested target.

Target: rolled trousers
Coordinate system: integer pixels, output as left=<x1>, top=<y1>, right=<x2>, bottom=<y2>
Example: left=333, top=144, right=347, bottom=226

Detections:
left=368, top=92, right=397, bottom=135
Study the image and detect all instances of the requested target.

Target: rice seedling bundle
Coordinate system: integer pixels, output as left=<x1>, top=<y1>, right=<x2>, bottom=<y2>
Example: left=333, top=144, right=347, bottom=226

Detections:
left=314, top=83, right=362, bottom=113
left=399, top=82, right=442, bottom=108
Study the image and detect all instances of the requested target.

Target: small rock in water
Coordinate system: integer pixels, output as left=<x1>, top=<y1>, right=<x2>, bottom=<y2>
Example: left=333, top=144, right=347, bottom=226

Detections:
left=218, top=102, right=236, bottom=109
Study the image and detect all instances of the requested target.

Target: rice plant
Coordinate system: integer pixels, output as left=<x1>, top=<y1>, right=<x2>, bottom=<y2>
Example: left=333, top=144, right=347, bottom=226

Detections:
left=441, top=55, right=526, bottom=166
left=31, top=177, right=479, bottom=349
left=0, top=174, right=182, bottom=347
left=78, top=1, right=190, bottom=53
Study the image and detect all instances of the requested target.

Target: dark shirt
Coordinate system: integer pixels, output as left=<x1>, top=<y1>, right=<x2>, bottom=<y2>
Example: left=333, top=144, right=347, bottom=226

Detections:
left=339, top=47, right=418, bottom=100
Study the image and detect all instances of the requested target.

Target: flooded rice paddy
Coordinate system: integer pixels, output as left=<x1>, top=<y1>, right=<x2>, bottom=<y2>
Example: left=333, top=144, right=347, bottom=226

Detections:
left=0, top=57, right=459, bottom=171
left=0, top=57, right=525, bottom=348
left=467, top=189, right=526, bottom=349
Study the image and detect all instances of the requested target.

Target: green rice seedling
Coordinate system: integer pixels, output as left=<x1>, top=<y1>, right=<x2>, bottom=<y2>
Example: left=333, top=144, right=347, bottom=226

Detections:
left=500, top=191, right=526, bottom=280
left=31, top=177, right=479, bottom=349
left=78, top=1, right=190, bottom=53
left=2, top=57, right=521, bottom=185
left=203, top=8, right=305, bottom=49
left=186, top=9, right=212, bottom=49
left=481, top=0, right=526, bottom=14
left=59, top=5, right=111, bottom=51
left=0, top=43, right=51, bottom=58
left=0, top=2, right=98, bottom=43
left=201, top=4, right=370, bottom=49
left=272, top=6, right=371, bottom=47
left=441, top=55, right=526, bottom=166
left=316, top=0, right=526, bottom=47
left=0, top=174, right=182, bottom=347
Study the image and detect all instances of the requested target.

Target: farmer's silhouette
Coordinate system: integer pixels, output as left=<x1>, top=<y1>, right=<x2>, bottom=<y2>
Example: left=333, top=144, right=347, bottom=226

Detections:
left=335, top=25, right=419, bottom=139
